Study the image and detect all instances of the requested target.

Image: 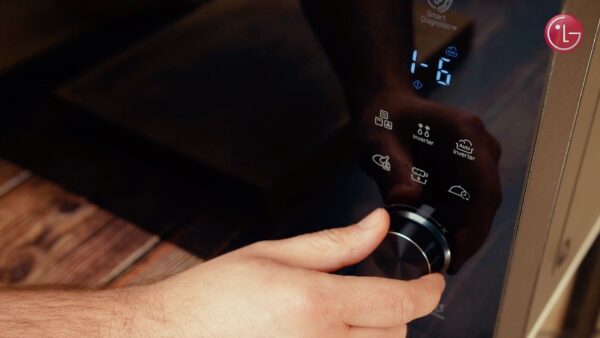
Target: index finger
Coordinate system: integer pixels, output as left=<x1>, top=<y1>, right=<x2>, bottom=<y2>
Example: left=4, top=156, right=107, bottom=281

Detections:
left=324, top=273, right=445, bottom=328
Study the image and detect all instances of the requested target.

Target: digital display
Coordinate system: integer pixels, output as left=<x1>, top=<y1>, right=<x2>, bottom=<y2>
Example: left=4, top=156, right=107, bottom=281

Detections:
left=410, top=46, right=459, bottom=91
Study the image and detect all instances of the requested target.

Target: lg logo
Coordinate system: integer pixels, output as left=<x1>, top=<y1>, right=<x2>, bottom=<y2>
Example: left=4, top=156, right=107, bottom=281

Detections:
left=428, top=0, right=453, bottom=14
left=545, top=14, right=584, bottom=53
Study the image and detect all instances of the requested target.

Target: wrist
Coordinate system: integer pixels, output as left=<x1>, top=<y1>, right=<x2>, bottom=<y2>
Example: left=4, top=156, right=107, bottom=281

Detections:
left=118, top=283, right=182, bottom=338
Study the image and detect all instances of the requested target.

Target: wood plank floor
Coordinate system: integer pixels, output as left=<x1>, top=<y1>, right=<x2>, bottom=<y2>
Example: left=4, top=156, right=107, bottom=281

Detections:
left=0, top=159, right=167, bottom=288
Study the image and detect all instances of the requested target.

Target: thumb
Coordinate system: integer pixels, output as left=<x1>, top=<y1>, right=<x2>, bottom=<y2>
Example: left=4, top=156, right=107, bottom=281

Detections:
left=245, top=209, right=390, bottom=272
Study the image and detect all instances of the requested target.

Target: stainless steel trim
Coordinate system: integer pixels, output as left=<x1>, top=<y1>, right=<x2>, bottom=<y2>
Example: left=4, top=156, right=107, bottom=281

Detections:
left=398, top=210, right=452, bottom=273
left=388, top=231, right=432, bottom=274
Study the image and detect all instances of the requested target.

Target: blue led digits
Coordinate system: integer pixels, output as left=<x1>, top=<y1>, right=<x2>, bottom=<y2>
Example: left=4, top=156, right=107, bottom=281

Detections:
left=410, top=48, right=455, bottom=87
left=410, top=50, right=430, bottom=74
left=436, top=57, right=452, bottom=86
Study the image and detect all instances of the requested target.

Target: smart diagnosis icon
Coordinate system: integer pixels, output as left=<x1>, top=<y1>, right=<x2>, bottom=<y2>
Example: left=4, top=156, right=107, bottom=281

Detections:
left=545, top=14, right=584, bottom=53
left=448, top=185, right=471, bottom=201
left=428, top=0, right=453, bottom=14
left=421, top=2, right=458, bottom=31
left=372, top=154, right=391, bottom=172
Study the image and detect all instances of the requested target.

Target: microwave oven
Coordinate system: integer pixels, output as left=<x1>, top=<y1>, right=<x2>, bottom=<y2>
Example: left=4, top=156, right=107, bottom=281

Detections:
left=43, top=0, right=600, bottom=336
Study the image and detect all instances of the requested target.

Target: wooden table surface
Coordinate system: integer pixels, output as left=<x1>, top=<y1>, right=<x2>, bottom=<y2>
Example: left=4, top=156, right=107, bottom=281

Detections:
left=0, top=159, right=200, bottom=288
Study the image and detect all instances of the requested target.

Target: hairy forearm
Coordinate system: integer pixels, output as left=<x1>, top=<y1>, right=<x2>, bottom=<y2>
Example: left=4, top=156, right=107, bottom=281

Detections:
left=300, top=0, right=415, bottom=110
left=0, top=286, right=171, bottom=338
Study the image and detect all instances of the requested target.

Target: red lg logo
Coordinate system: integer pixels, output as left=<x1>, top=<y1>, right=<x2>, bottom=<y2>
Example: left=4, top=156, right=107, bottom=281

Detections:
left=545, top=14, right=584, bottom=53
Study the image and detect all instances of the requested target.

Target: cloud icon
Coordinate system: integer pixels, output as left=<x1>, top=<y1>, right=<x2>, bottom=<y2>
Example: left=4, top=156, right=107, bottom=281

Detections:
left=446, top=46, right=459, bottom=58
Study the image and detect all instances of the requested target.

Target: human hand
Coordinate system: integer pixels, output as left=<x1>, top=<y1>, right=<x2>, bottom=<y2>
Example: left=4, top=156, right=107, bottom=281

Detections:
left=356, top=91, right=502, bottom=273
left=145, top=209, right=445, bottom=338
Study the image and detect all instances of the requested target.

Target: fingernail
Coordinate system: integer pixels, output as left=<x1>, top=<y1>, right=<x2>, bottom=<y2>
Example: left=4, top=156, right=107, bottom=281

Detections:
left=358, top=209, right=382, bottom=229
